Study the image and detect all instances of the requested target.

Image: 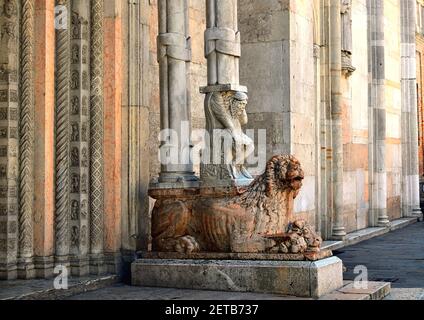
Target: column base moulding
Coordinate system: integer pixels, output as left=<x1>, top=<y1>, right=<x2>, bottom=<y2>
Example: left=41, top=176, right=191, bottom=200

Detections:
left=70, top=256, right=90, bottom=277
left=17, top=258, right=35, bottom=280
left=54, top=255, right=70, bottom=268
left=104, top=252, right=122, bottom=275
left=0, top=264, right=18, bottom=280
left=89, top=253, right=107, bottom=275
left=34, top=256, right=55, bottom=279
left=331, top=227, right=347, bottom=241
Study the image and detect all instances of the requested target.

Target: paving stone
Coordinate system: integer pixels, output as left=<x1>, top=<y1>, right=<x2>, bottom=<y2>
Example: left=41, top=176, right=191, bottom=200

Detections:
left=337, top=281, right=391, bottom=300
left=319, top=293, right=370, bottom=300
left=335, top=222, right=424, bottom=289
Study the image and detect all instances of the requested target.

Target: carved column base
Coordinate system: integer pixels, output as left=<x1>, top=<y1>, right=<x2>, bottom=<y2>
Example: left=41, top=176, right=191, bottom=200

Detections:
left=17, top=258, right=35, bottom=280
left=0, top=264, right=17, bottom=280
left=89, top=253, right=107, bottom=275
left=331, top=227, right=346, bottom=241
left=54, top=255, right=70, bottom=268
left=34, top=256, right=54, bottom=279
left=70, top=256, right=90, bottom=277
left=104, top=252, right=122, bottom=274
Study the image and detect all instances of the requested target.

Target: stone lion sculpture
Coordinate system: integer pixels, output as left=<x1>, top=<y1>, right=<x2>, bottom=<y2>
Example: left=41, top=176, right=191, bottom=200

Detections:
left=151, top=155, right=322, bottom=254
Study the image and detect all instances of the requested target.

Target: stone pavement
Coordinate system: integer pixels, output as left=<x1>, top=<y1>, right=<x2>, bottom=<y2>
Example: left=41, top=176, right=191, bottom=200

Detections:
left=334, top=221, right=424, bottom=289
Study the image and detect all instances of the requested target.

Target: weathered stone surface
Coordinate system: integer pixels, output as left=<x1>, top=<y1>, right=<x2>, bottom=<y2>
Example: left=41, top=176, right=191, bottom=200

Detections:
left=151, top=155, right=321, bottom=254
left=140, top=249, right=333, bottom=262
left=131, top=256, right=343, bottom=298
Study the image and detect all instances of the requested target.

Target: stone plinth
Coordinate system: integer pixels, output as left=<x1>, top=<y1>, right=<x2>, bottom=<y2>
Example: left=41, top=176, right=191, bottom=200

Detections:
left=131, top=256, right=343, bottom=298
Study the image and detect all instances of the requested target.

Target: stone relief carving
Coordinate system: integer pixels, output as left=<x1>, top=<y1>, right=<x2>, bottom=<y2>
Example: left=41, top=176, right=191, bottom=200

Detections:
left=152, top=155, right=322, bottom=254
left=0, top=0, right=18, bottom=74
left=201, top=91, right=254, bottom=185
left=341, top=0, right=355, bottom=76
left=80, top=173, right=87, bottom=193
left=80, top=225, right=87, bottom=246
left=71, top=226, right=79, bottom=246
left=81, top=122, right=87, bottom=142
left=71, top=200, right=79, bottom=220
left=71, top=173, right=80, bottom=193
left=71, top=70, right=79, bottom=90
left=82, top=71, right=88, bottom=90
left=71, top=44, right=79, bottom=64
left=71, top=96, right=79, bottom=115
left=71, top=122, right=79, bottom=141
left=71, top=147, right=79, bottom=167
left=81, top=147, right=88, bottom=167
left=80, top=199, right=87, bottom=218
left=82, top=96, right=88, bottom=116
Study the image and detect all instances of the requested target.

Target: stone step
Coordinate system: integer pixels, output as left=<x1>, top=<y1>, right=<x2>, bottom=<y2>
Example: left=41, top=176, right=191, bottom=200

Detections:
left=0, top=274, right=119, bottom=300
left=319, top=281, right=391, bottom=300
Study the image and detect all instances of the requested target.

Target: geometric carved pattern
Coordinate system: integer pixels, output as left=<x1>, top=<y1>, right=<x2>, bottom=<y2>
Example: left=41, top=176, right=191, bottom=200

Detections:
left=0, top=0, right=20, bottom=272
left=54, top=0, right=71, bottom=259
left=90, top=0, right=104, bottom=253
left=19, top=0, right=35, bottom=260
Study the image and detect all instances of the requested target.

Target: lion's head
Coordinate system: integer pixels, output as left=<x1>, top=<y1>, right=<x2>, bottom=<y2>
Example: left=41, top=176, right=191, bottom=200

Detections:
left=265, top=155, right=304, bottom=197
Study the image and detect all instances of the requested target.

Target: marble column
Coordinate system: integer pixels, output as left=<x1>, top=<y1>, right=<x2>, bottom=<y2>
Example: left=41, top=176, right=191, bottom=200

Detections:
left=156, top=0, right=197, bottom=186
left=90, top=0, right=106, bottom=275
left=54, top=0, right=71, bottom=267
left=0, top=0, right=19, bottom=280
left=368, top=0, right=389, bottom=227
left=330, top=0, right=346, bottom=240
left=204, top=0, right=241, bottom=86
left=104, top=0, right=123, bottom=273
left=33, top=0, right=55, bottom=278
left=401, top=0, right=423, bottom=220
left=69, top=0, right=90, bottom=276
left=18, top=0, right=36, bottom=279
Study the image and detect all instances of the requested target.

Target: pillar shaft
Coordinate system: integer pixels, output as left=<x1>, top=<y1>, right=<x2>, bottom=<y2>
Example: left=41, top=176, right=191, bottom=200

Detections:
left=330, top=0, right=346, bottom=239
left=401, top=0, right=423, bottom=220
left=69, top=0, right=90, bottom=276
left=54, top=0, right=71, bottom=265
left=205, top=0, right=240, bottom=85
left=0, top=0, right=20, bottom=280
left=33, top=0, right=55, bottom=278
left=368, top=0, right=389, bottom=227
left=90, top=0, right=106, bottom=274
left=157, top=0, right=197, bottom=185
left=104, top=0, right=123, bottom=273
left=18, top=0, right=35, bottom=279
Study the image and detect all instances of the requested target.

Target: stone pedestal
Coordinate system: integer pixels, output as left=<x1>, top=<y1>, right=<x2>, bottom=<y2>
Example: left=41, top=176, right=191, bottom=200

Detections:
left=132, top=256, right=343, bottom=298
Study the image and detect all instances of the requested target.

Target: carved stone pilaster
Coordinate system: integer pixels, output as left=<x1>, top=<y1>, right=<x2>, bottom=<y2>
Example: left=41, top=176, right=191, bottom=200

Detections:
left=0, top=0, right=19, bottom=280
left=54, top=0, right=71, bottom=266
left=70, top=0, right=90, bottom=276
left=18, top=0, right=35, bottom=279
left=90, top=0, right=105, bottom=274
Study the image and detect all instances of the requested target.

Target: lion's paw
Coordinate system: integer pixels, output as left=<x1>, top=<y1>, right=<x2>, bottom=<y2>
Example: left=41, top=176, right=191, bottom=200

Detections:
left=174, top=236, right=200, bottom=254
